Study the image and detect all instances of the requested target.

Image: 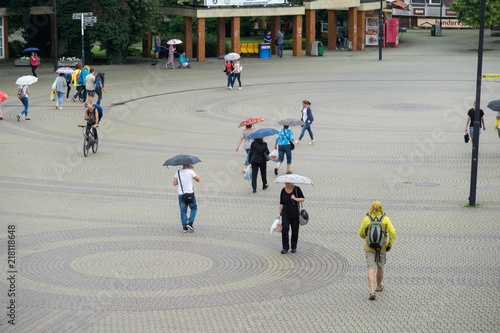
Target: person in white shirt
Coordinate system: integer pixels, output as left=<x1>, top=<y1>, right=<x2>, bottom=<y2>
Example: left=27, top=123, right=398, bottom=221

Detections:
left=173, top=165, right=201, bottom=232
left=295, top=100, right=315, bottom=145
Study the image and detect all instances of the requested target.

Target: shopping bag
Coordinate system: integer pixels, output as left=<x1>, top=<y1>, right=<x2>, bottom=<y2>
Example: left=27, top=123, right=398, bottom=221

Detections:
left=494, top=118, right=499, bottom=130
left=269, top=149, right=279, bottom=162
left=50, top=90, right=56, bottom=101
left=243, top=165, right=252, bottom=181
left=270, top=218, right=282, bottom=234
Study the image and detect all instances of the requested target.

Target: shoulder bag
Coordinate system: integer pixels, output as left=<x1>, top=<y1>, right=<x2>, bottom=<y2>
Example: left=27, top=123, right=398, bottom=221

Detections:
left=294, top=188, right=309, bottom=225
left=284, top=131, right=295, bottom=150
left=178, top=170, right=195, bottom=204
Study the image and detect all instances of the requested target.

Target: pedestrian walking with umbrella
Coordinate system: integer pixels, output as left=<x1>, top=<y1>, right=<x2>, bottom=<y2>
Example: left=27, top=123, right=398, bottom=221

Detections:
left=273, top=122, right=297, bottom=175
left=0, top=91, right=7, bottom=120
left=486, top=99, right=500, bottom=137
left=164, top=154, right=201, bottom=233
left=274, top=174, right=312, bottom=254
left=15, top=75, right=38, bottom=121
left=236, top=116, right=267, bottom=173
left=166, top=39, right=182, bottom=69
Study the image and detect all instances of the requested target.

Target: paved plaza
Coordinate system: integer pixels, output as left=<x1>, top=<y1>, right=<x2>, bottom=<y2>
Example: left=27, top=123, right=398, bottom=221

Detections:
left=1, top=29, right=499, bottom=332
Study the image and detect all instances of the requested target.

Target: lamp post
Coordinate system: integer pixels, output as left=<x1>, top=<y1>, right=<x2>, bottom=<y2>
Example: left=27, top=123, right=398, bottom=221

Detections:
left=468, top=0, right=487, bottom=206
left=378, top=0, right=383, bottom=60
left=53, top=0, right=57, bottom=72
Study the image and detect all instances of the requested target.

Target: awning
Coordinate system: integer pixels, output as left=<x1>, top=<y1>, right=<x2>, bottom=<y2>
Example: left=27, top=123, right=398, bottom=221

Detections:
left=391, top=0, right=409, bottom=11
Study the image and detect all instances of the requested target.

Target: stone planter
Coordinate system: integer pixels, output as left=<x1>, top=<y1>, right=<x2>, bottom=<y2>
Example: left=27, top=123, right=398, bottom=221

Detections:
left=14, top=59, right=30, bottom=66
left=58, top=61, right=78, bottom=67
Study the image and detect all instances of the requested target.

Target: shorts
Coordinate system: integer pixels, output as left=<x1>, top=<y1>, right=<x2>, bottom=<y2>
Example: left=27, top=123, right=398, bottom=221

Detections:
left=155, top=46, right=161, bottom=52
left=365, top=251, right=386, bottom=269
left=87, top=90, right=95, bottom=97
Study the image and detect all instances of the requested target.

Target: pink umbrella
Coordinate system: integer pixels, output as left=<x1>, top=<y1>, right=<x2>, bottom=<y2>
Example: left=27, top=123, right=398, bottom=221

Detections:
left=0, top=91, right=8, bottom=102
left=167, top=39, right=183, bottom=45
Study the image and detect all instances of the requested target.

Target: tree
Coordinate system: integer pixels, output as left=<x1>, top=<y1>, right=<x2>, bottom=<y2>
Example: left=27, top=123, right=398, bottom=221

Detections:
left=450, top=0, right=500, bottom=28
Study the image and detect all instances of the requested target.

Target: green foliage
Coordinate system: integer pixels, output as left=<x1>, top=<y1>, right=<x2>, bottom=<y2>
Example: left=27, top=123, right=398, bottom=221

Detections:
left=450, top=0, right=500, bottom=28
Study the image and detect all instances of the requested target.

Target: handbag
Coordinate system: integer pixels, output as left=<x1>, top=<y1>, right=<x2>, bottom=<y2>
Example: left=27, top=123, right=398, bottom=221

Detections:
left=284, top=132, right=295, bottom=150
left=295, top=188, right=308, bottom=226
left=178, top=170, right=195, bottom=204
left=464, top=132, right=470, bottom=143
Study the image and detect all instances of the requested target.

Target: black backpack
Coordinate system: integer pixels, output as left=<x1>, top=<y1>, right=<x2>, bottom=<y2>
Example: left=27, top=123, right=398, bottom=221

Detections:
left=366, top=214, right=386, bottom=262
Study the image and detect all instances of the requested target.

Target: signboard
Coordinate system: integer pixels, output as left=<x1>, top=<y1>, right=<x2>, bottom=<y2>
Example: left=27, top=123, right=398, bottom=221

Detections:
left=414, top=8, right=425, bottom=15
left=365, top=18, right=379, bottom=46
left=482, top=74, right=500, bottom=79
left=72, top=12, right=93, bottom=19
left=417, top=18, right=470, bottom=28
left=204, top=0, right=286, bottom=7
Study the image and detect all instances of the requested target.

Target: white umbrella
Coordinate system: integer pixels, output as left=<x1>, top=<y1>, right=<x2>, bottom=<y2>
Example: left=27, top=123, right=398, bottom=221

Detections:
left=56, top=67, right=74, bottom=74
left=15, top=75, right=38, bottom=86
left=274, top=174, right=314, bottom=186
left=167, top=39, right=183, bottom=45
left=224, top=52, right=240, bottom=61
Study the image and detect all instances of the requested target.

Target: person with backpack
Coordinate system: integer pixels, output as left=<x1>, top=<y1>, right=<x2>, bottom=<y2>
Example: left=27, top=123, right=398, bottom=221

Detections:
left=358, top=201, right=396, bottom=300
left=71, top=63, right=83, bottom=102
left=16, top=85, right=30, bottom=121
left=94, top=72, right=106, bottom=105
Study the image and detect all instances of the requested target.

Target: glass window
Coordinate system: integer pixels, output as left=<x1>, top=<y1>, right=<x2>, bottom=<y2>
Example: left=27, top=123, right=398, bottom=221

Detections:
left=0, top=17, right=4, bottom=59
left=411, top=0, right=426, bottom=3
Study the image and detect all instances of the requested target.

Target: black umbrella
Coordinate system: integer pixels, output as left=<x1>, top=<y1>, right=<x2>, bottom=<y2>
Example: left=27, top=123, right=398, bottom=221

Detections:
left=487, top=100, right=500, bottom=112
left=23, top=47, right=40, bottom=53
left=163, top=154, right=201, bottom=167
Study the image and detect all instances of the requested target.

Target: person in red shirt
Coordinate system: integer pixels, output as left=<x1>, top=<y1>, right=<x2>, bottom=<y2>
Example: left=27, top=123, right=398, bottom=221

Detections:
left=30, top=52, right=39, bottom=77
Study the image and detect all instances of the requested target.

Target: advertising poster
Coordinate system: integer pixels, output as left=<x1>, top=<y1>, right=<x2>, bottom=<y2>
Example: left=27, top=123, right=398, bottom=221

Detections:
left=366, top=18, right=379, bottom=46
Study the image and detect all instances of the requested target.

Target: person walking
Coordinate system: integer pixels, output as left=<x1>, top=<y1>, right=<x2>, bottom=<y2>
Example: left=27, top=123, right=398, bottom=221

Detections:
left=64, top=73, right=72, bottom=100
left=72, top=63, right=83, bottom=102
left=167, top=44, right=176, bottom=68
left=80, top=65, right=90, bottom=102
left=276, top=30, right=285, bottom=58
left=155, top=32, right=161, bottom=59
left=225, top=60, right=233, bottom=89
left=94, top=72, right=107, bottom=105
left=248, top=137, right=270, bottom=193
left=276, top=182, right=305, bottom=254
left=465, top=101, right=486, bottom=141
left=54, top=73, right=67, bottom=109
left=85, top=68, right=96, bottom=105
left=30, top=52, right=39, bottom=77
left=274, top=125, right=295, bottom=175
left=236, top=124, right=254, bottom=173
left=173, top=164, right=200, bottom=233
left=16, top=85, right=31, bottom=121
left=231, top=60, right=242, bottom=90
left=358, top=201, right=396, bottom=300
left=296, top=100, right=315, bottom=145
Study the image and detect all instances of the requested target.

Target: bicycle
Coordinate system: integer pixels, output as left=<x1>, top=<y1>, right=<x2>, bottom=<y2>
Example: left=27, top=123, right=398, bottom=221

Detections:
left=78, top=124, right=99, bottom=157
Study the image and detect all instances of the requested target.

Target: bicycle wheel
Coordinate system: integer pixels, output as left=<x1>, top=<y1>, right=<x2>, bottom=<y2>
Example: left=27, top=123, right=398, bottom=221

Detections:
left=92, top=137, right=98, bottom=153
left=83, top=135, right=89, bottom=157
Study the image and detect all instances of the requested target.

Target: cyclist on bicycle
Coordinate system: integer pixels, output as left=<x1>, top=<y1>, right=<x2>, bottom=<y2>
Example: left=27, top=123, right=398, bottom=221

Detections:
left=84, top=103, right=103, bottom=140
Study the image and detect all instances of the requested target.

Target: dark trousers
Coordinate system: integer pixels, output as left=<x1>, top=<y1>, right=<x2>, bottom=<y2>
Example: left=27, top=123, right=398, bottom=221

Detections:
left=31, top=65, right=38, bottom=77
left=66, top=82, right=71, bottom=99
left=96, top=89, right=103, bottom=105
left=251, top=162, right=267, bottom=191
left=281, top=215, right=299, bottom=250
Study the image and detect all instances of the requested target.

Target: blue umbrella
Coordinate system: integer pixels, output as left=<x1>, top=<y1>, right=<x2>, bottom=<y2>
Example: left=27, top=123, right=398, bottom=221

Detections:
left=23, top=47, right=39, bottom=53
left=248, top=127, right=279, bottom=140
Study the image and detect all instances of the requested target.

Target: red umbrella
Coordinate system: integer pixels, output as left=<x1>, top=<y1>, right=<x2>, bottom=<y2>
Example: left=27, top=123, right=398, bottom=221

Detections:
left=0, top=91, right=8, bottom=102
left=238, top=116, right=268, bottom=128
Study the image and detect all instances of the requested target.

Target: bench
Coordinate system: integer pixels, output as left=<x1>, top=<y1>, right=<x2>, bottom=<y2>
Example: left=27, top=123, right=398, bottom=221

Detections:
left=240, top=43, right=259, bottom=55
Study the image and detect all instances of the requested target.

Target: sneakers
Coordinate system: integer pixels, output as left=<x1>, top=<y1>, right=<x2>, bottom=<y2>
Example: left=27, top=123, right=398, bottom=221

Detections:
left=187, top=223, right=194, bottom=232
left=263, top=184, right=268, bottom=190
left=72, top=97, right=76, bottom=102
left=182, top=227, right=188, bottom=233
left=238, top=87, right=241, bottom=90
left=309, top=141, right=314, bottom=145
left=229, top=86, right=233, bottom=90
left=65, top=98, right=71, bottom=101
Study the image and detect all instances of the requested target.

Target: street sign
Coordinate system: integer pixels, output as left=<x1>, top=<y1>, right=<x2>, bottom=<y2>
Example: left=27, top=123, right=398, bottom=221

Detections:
left=83, top=17, right=97, bottom=23
left=83, top=23, right=94, bottom=27
left=72, top=12, right=93, bottom=19
left=482, top=74, right=500, bottom=79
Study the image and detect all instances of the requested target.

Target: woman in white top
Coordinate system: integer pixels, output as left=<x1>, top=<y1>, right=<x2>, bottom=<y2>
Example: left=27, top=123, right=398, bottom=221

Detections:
left=296, top=100, right=315, bottom=145
left=231, top=60, right=242, bottom=90
left=17, top=85, right=31, bottom=121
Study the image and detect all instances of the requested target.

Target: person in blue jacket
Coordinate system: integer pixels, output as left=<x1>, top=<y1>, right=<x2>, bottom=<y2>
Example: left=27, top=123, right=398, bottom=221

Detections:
left=296, top=100, right=315, bottom=145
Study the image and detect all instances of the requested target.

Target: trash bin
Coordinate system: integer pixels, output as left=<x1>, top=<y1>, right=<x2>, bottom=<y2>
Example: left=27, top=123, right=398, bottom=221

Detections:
left=435, top=23, right=441, bottom=36
left=318, top=42, right=324, bottom=56
left=258, top=43, right=271, bottom=59
left=431, top=25, right=436, bottom=36
left=311, top=41, right=320, bottom=56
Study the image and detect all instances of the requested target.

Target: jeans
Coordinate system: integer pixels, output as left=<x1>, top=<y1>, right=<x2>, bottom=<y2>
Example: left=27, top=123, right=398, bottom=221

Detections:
left=226, top=72, right=233, bottom=87
left=298, top=122, right=314, bottom=141
left=251, top=162, right=267, bottom=191
left=232, top=73, right=241, bottom=87
left=56, top=91, right=64, bottom=106
left=73, top=86, right=83, bottom=100
left=20, top=97, right=29, bottom=116
left=278, top=144, right=292, bottom=164
left=278, top=44, right=283, bottom=57
left=178, top=194, right=198, bottom=226
left=469, top=126, right=482, bottom=140
left=281, top=215, right=299, bottom=250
